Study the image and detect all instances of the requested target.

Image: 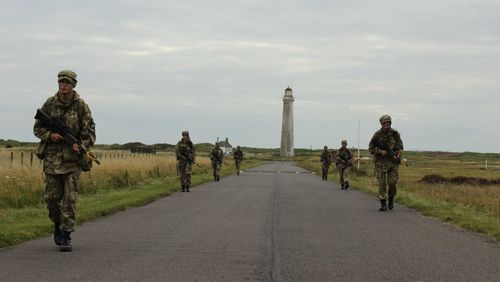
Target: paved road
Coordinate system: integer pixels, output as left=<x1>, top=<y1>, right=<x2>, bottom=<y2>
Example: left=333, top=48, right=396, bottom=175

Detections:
left=1, top=162, right=499, bottom=281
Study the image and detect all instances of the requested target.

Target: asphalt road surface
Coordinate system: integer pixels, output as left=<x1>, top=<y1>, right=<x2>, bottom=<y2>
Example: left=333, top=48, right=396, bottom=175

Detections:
left=1, top=162, right=499, bottom=281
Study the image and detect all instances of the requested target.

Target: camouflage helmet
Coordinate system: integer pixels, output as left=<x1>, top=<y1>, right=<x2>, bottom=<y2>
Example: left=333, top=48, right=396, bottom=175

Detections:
left=379, top=115, right=392, bottom=124
left=181, top=131, right=189, bottom=137
left=323, top=145, right=328, bottom=150
left=341, top=140, right=347, bottom=145
left=57, top=70, right=77, bottom=86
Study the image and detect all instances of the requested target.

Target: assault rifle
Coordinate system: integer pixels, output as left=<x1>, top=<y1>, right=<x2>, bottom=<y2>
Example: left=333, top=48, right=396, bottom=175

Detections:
left=376, top=141, right=401, bottom=165
left=337, top=156, right=353, bottom=167
left=178, top=154, right=202, bottom=168
left=34, top=108, right=100, bottom=165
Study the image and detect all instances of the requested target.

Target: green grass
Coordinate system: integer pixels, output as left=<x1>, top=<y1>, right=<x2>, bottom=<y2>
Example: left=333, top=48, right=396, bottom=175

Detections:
left=296, top=155, right=500, bottom=241
left=0, top=160, right=261, bottom=248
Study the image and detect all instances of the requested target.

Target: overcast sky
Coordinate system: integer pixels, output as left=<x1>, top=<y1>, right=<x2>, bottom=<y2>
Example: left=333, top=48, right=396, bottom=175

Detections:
left=1, top=0, right=499, bottom=152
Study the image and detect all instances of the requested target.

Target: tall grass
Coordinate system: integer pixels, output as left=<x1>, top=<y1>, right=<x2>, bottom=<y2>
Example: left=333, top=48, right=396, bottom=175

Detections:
left=0, top=149, right=227, bottom=209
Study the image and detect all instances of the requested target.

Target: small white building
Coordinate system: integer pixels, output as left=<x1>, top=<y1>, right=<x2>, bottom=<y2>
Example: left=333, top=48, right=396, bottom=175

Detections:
left=217, top=137, right=233, bottom=155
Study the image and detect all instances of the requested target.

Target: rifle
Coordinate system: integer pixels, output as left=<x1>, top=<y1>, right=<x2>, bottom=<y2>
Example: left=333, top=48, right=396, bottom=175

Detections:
left=337, top=155, right=353, bottom=167
left=34, top=108, right=100, bottom=165
left=376, top=141, right=401, bottom=165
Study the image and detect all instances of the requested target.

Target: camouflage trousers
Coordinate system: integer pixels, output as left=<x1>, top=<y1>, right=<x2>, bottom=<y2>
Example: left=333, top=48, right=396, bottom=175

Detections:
left=178, top=161, right=192, bottom=186
left=338, top=165, right=350, bottom=184
left=234, top=159, right=242, bottom=172
left=44, top=171, right=81, bottom=232
left=375, top=161, right=399, bottom=200
left=212, top=162, right=222, bottom=179
left=321, top=163, right=330, bottom=178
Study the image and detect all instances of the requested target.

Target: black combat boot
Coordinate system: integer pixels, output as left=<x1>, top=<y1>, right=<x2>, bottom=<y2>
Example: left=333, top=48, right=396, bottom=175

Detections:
left=53, top=222, right=62, bottom=246
left=185, top=185, right=190, bottom=192
left=341, top=182, right=344, bottom=189
left=325, top=175, right=328, bottom=181
left=181, top=185, right=186, bottom=192
left=237, top=171, right=240, bottom=175
left=379, top=199, right=388, bottom=211
left=344, top=181, right=349, bottom=189
left=60, top=231, right=72, bottom=252
left=388, top=196, right=394, bottom=210
left=216, top=176, right=220, bottom=182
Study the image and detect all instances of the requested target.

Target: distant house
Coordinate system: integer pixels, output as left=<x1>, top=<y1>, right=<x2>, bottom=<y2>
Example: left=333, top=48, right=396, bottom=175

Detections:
left=130, top=146, right=157, bottom=154
left=217, top=138, right=233, bottom=155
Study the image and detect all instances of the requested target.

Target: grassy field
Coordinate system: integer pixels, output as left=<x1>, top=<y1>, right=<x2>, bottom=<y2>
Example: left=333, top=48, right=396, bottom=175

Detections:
left=297, top=150, right=500, bottom=240
left=0, top=148, right=261, bottom=248
left=2, top=147, right=500, bottom=246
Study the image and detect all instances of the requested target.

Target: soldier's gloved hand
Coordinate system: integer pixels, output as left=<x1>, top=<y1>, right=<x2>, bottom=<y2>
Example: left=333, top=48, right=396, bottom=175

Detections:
left=72, top=144, right=80, bottom=153
left=50, top=133, right=63, bottom=143
left=379, top=150, right=388, bottom=156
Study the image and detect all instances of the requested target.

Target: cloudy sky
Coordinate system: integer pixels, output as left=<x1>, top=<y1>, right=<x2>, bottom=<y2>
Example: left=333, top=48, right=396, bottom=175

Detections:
left=1, top=0, right=499, bottom=152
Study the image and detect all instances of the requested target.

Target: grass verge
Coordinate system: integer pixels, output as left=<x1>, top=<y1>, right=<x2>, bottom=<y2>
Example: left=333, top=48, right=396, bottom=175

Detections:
left=297, top=158, right=500, bottom=241
left=0, top=160, right=262, bottom=248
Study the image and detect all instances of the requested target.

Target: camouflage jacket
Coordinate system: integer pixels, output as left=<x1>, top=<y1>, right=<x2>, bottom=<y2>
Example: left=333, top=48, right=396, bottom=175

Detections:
left=336, top=147, right=352, bottom=166
left=210, top=147, right=224, bottom=164
left=320, top=150, right=332, bottom=165
left=33, top=91, right=96, bottom=174
left=175, top=139, right=196, bottom=163
left=369, top=128, right=404, bottom=163
left=233, top=149, right=243, bottom=161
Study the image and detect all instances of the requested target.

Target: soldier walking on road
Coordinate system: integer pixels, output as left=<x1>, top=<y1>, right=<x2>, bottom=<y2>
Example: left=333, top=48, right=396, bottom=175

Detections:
left=210, top=142, right=224, bottom=181
left=369, top=115, right=404, bottom=211
left=175, top=131, right=196, bottom=192
left=336, top=140, right=353, bottom=189
left=320, top=146, right=333, bottom=181
left=33, top=70, right=96, bottom=252
left=233, top=145, right=244, bottom=175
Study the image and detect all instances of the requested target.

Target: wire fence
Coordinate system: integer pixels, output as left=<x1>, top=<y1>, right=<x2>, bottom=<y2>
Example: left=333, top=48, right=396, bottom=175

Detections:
left=1, top=151, right=176, bottom=168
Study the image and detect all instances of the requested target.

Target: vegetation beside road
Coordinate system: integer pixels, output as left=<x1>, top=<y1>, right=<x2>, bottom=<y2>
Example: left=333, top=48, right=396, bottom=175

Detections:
left=0, top=148, right=261, bottom=248
left=297, top=151, right=500, bottom=240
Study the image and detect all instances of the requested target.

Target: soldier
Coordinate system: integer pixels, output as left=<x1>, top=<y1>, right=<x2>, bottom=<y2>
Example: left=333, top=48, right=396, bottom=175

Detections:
left=320, top=146, right=332, bottom=180
left=233, top=145, right=244, bottom=175
left=175, top=131, right=196, bottom=192
left=210, top=142, right=224, bottom=181
left=33, top=70, right=96, bottom=252
left=336, top=140, right=353, bottom=189
left=369, top=115, right=404, bottom=211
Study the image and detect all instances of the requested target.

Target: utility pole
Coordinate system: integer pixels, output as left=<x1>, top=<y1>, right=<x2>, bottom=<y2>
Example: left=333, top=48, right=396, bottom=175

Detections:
left=357, top=120, right=361, bottom=170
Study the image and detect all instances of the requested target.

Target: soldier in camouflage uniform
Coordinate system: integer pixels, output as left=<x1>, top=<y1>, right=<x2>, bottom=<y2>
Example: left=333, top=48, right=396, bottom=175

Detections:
left=336, top=140, right=353, bottom=189
left=233, top=145, right=244, bottom=175
left=320, top=146, right=332, bottom=181
left=175, top=131, right=196, bottom=192
left=33, top=70, right=96, bottom=252
left=369, top=115, right=404, bottom=211
left=210, top=142, right=224, bottom=181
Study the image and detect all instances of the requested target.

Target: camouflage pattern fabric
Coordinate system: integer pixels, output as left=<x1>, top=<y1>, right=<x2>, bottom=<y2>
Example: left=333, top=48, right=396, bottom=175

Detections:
left=34, top=91, right=96, bottom=174
left=338, top=166, right=350, bottom=184
left=320, top=149, right=332, bottom=178
left=336, top=147, right=352, bottom=184
left=34, top=90, right=95, bottom=233
left=210, top=147, right=224, bottom=179
left=175, top=139, right=196, bottom=186
left=44, top=171, right=80, bottom=232
left=233, top=149, right=243, bottom=171
left=369, top=128, right=404, bottom=200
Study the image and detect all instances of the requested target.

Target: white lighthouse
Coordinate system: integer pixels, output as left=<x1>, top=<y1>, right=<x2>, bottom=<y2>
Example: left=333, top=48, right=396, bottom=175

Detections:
left=280, top=86, right=294, bottom=157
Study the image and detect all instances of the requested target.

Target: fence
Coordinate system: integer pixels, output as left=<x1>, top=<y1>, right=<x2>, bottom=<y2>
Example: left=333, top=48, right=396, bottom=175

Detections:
left=1, top=151, right=176, bottom=168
